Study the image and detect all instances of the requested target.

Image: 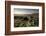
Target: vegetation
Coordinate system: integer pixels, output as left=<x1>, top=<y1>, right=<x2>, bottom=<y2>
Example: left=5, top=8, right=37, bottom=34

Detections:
left=14, top=13, right=39, bottom=27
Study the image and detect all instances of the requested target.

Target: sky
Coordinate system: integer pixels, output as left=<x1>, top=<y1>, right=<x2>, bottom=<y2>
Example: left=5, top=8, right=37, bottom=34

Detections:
left=14, top=8, right=39, bottom=14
